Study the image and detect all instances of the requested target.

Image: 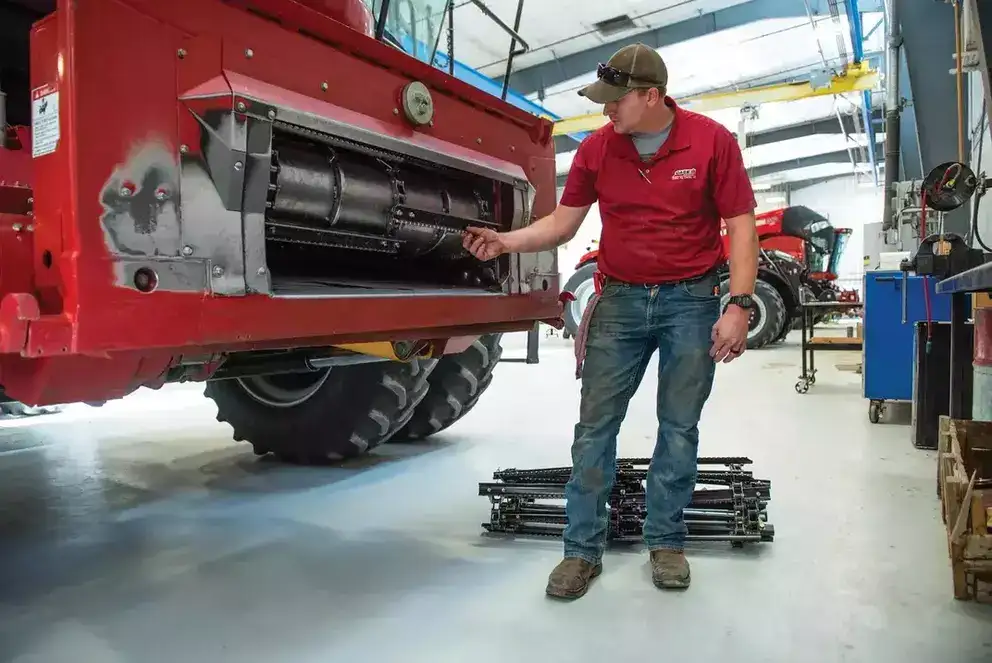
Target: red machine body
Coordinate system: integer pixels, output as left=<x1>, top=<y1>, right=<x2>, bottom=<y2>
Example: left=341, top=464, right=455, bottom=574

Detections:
left=574, top=206, right=848, bottom=279
left=0, top=0, right=561, bottom=406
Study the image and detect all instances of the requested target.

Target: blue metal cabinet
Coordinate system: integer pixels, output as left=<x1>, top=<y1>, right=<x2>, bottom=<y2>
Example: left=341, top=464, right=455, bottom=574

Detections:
left=863, top=270, right=954, bottom=403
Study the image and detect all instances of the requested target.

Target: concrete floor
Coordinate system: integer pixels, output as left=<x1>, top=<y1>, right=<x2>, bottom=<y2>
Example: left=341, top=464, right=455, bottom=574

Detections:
left=0, top=332, right=990, bottom=662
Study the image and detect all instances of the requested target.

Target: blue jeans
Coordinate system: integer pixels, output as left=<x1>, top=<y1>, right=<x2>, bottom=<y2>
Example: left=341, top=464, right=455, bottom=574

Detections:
left=563, top=270, right=721, bottom=564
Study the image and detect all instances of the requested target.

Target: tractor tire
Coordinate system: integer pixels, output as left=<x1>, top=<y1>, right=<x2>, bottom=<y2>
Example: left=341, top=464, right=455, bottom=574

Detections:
left=771, top=315, right=793, bottom=344
left=721, top=278, right=787, bottom=350
left=392, top=333, right=503, bottom=441
left=204, top=358, right=437, bottom=463
left=562, top=262, right=598, bottom=337
left=0, top=401, right=65, bottom=417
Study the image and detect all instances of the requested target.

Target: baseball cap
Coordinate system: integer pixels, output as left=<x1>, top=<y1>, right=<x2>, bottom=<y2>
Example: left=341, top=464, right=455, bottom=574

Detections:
left=578, top=43, right=668, bottom=104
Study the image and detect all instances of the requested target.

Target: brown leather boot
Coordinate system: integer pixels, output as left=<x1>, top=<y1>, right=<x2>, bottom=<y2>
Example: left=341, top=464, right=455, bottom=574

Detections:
left=650, top=549, right=690, bottom=589
left=545, top=557, right=602, bottom=599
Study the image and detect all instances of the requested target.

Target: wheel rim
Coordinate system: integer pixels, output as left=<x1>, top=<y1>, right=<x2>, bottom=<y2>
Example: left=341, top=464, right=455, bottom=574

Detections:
left=236, top=369, right=332, bottom=408
left=569, top=278, right=596, bottom=326
left=721, top=291, right=769, bottom=341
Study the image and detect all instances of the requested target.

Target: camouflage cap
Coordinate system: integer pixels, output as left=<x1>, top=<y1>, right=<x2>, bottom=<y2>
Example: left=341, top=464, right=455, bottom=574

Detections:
left=578, top=43, right=668, bottom=104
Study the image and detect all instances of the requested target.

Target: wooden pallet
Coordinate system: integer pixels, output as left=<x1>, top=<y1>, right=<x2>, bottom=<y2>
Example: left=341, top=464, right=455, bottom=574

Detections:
left=938, top=418, right=992, bottom=602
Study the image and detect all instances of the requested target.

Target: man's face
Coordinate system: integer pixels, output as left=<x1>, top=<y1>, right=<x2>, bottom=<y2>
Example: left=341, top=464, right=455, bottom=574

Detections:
left=603, top=88, right=661, bottom=134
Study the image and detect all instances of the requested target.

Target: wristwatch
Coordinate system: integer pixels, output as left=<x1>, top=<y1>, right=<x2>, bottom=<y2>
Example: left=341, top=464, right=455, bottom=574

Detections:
left=724, top=294, right=753, bottom=312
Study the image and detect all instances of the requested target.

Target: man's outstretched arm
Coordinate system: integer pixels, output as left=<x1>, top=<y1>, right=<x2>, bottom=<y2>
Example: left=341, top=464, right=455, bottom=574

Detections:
left=463, top=203, right=591, bottom=258
left=464, top=137, right=599, bottom=259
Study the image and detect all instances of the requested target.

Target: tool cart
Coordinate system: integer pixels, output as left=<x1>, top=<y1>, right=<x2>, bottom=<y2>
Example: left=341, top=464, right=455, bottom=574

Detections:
left=795, top=300, right=864, bottom=394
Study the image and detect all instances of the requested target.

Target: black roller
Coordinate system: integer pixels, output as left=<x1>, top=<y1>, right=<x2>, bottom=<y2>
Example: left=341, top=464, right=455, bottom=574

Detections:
left=268, top=147, right=337, bottom=222
left=266, top=138, right=494, bottom=261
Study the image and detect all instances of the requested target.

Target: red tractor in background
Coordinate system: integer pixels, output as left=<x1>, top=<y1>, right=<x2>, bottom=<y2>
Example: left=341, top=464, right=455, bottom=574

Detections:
left=561, top=205, right=858, bottom=349
left=0, top=0, right=564, bottom=461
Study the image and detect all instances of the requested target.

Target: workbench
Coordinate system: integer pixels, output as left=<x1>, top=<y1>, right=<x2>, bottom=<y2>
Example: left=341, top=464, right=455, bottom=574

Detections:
left=795, top=300, right=864, bottom=394
left=934, top=262, right=987, bottom=421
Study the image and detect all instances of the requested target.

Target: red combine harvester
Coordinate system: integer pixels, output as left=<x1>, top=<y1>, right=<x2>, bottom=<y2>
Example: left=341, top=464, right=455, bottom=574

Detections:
left=562, top=205, right=857, bottom=349
left=0, top=0, right=563, bottom=461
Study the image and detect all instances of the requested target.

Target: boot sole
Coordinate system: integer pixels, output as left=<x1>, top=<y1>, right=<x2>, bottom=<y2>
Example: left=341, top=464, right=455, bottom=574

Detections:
left=653, top=570, right=690, bottom=590
left=545, top=563, right=603, bottom=600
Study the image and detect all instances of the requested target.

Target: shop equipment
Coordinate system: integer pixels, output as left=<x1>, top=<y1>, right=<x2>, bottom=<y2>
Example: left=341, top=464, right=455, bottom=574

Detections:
left=0, top=0, right=566, bottom=464
left=795, top=298, right=863, bottom=394
left=479, top=457, right=775, bottom=547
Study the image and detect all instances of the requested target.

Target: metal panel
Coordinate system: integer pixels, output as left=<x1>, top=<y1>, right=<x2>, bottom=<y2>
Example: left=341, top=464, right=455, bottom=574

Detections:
left=509, top=0, right=885, bottom=97
left=900, top=0, right=969, bottom=233
left=863, top=270, right=954, bottom=403
left=897, top=50, right=923, bottom=181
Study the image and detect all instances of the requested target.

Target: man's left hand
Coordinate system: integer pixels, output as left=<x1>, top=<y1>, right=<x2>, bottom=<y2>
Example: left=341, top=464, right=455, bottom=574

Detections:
left=710, top=305, right=750, bottom=363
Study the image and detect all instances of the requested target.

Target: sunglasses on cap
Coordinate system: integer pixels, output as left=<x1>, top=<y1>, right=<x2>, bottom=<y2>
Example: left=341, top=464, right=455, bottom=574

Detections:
left=596, top=62, right=660, bottom=87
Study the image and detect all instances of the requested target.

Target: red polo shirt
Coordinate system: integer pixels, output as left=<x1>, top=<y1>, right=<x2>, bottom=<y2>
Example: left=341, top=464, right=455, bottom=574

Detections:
left=559, top=97, right=756, bottom=284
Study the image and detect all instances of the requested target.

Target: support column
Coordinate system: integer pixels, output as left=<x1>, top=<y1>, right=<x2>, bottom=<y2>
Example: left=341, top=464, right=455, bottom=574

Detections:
left=899, top=0, right=970, bottom=233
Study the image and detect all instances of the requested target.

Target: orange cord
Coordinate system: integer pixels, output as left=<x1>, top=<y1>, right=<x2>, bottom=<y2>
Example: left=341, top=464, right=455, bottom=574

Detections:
left=955, top=0, right=965, bottom=163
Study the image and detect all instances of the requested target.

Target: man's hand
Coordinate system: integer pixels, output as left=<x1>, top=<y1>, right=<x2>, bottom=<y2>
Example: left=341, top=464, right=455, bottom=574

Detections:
left=463, top=226, right=508, bottom=261
left=710, top=305, right=750, bottom=363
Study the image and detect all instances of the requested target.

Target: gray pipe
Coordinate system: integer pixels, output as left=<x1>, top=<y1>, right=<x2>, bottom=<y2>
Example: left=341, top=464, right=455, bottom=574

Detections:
left=882, top=0, right=902, bottom=231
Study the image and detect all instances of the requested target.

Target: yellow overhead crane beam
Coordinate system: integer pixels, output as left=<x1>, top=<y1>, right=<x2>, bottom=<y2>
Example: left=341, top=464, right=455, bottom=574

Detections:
left=551, top=62, right=880, bottom=137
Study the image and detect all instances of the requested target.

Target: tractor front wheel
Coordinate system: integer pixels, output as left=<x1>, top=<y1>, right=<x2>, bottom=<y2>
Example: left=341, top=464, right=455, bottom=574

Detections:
left=562, top=263, right=598, bottom=338
left=205, top=358, right=437, bottom=463
left=391, top=333, right=503, bottom=441
left=722, top=278, right=787, bottom=350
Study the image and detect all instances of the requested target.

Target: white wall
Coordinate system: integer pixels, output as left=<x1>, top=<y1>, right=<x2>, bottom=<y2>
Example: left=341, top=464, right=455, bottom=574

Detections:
left=789, top=176, right=884, bottom=291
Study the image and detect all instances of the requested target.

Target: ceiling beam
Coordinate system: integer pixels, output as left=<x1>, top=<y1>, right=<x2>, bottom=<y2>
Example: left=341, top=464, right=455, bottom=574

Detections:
left=748, top=144, right=882, bottom=180
left=555, top=144, right=882, bottom=187
left=765, top=169, right=885, bottom=192
left=554, top=108, right=883, bottom=156
left=509, top=0, right=884, bottom=97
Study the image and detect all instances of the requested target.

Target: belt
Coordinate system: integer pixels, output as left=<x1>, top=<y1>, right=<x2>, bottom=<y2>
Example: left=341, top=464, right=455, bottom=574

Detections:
left=602, top=266, right=719, bottom=289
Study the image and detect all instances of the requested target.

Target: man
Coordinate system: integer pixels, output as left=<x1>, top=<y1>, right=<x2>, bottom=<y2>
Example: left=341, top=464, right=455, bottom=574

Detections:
left=463, top=43, right=759, bottom=599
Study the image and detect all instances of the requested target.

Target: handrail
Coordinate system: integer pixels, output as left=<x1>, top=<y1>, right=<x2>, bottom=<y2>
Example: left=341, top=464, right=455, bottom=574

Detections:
left=374, top=0, right=531, bottom=103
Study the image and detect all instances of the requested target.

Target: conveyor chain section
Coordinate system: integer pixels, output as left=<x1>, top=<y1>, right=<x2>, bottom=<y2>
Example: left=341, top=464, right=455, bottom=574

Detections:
left=480, top=457, right=775, bottom=546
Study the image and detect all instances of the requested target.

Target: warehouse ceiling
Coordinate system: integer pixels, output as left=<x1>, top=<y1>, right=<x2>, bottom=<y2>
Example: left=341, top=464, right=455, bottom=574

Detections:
left=438, top=0, right=888, bottom=193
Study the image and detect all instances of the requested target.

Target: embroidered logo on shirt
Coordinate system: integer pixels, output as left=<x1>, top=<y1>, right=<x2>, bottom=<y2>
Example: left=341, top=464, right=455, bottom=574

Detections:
left=671, top=168, right=697, bottom=180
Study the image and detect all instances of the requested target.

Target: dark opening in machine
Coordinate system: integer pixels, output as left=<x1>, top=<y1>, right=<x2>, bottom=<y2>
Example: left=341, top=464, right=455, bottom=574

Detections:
left=257, top=126, right=519, bottom=295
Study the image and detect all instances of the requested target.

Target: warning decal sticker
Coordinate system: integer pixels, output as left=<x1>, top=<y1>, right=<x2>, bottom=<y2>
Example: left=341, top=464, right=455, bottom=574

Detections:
left=31, top=84, right=60, bottom=158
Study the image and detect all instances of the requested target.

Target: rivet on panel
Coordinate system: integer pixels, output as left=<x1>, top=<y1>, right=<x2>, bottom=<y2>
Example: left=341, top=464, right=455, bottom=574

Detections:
left=321, top=82, right=329, bottom=91
left=245, top=48, right=254, bottom=58
left=177, top=48, right=187, bottom=59
left=182, top=245, right=194, bottom=256
left=236, top=101, right=247, bottom=112
left=234, top=161, right=244, bottom=171
left=212, top=265, right=225, bottom=277
left=393, top=108, right=399, bottom=115
left=180, top=144, right=189, bottom=154
left=267, top=110, right=276, bottom=119
left=476, top=138, right=482, bottom=144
